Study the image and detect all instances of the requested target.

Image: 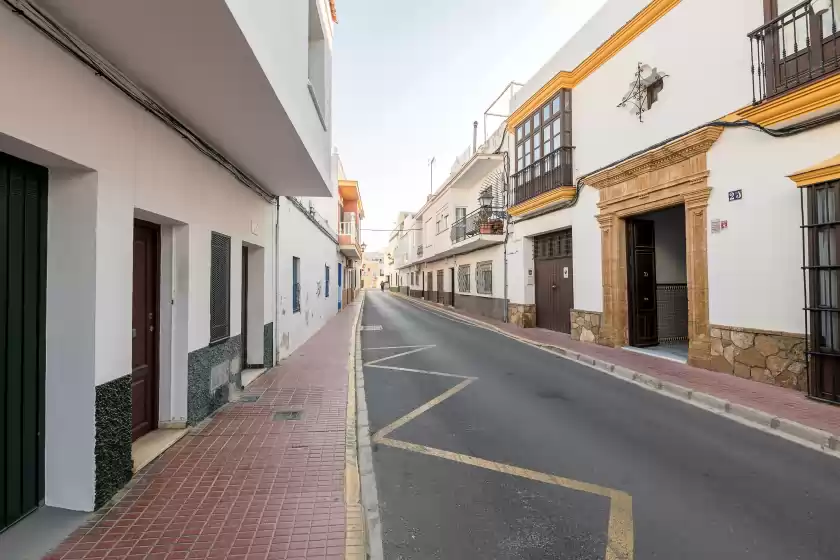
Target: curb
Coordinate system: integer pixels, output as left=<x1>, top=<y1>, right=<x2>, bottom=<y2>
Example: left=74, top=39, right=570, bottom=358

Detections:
left=389, top=292, right=840, bottom=459
left=353, top=293, right=385, bottom=560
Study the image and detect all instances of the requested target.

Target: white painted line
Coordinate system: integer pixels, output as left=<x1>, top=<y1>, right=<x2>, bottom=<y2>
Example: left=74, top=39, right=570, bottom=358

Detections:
left=364, top=345, right=435, bottom=366
left=365, top=364, right=476, bottom=380
left=361, top=325, right=383, bottom=331
left=364, top=345, right=436, bottom=351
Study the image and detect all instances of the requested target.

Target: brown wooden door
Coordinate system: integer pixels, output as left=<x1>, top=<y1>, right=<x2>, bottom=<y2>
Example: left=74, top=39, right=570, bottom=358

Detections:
left=131, top=221, right=159, bottom=441
left=426, top=271, right=432, bottom=300
left=534, top=230, right=574, bottom=333
left=436, top=270, right=444, bottom=303
left=628, top=219, right=658, bottom=347
left=449, top=268, right=455, bottom=306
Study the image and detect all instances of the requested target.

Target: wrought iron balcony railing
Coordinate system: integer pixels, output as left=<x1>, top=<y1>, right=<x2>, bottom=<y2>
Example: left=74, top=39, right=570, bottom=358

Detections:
left=749, top=0, right=839, bottom=102
left=417, top=245, right=424, bottom=257
left=511, top=147, right=574, bottom=207
left=450, top=207, right=507, bottom=244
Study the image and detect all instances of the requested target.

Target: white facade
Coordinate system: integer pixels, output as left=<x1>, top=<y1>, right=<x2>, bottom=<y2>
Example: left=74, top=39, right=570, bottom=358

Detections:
left=503, top=0, right=840, bottom=395
left=0, top=0, right=338, bottom=517
left=395, top=126, right=510, bottom=319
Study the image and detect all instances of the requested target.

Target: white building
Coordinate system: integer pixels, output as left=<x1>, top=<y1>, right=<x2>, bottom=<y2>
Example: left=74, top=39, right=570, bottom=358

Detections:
left=0, top=0, right=342, bottom=529
left=395, top=116, right=511, bottom=321
left=504, top=0, right=840, bottom=402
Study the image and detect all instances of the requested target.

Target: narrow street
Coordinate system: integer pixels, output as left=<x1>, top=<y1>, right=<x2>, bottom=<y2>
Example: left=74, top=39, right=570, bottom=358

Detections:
left=361, top=291, right=840, bottom=560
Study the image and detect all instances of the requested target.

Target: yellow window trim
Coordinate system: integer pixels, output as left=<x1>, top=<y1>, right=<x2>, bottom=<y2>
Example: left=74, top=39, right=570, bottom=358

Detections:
left=507, top=186, right=577, bottom=216
left=508, top=0, right=682, bottom=131
left=788, top=153, right=840, bottom=187
left=730, top=72, right=840, bottom=128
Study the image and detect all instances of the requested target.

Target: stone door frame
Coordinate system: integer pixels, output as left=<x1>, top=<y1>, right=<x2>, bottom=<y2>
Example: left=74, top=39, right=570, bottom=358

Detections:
left=587, top=126, right=723, bottom=368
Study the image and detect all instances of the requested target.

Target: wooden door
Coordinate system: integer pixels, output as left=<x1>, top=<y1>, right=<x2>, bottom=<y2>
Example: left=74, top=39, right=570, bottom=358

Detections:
left=241, top=246, right=249, bottom=366
left=436, top=270, right=444, bottom=303
left=449, top=268, right=455, bottom=306
left=426, top=271, right=432, bottom=300
left=0, top=153, right=47, bottom=532
left=131, top=221, right=159, bottom=441
left=534, top=230, right=574, bottom=333
left=627, top=219, right=658, bottom=347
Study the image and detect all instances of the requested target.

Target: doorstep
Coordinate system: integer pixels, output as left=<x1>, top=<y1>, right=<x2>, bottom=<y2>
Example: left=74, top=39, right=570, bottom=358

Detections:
left=0, top=506, right=88, bottom=560
left=132, top=427, right=188, bottom=473
left=241, top=367, right=267, bottom=388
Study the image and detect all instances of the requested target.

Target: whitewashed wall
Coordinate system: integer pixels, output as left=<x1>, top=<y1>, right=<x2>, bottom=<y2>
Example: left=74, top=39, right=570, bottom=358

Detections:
left=0, top=6, right=277, bottom=511
left=508, top=187, right=603, bottom=311
left=275, top=196, right=340, bottom=361
left=226, top=0, right=333, bottom=186
left=707, top=122, right=840, bottom=334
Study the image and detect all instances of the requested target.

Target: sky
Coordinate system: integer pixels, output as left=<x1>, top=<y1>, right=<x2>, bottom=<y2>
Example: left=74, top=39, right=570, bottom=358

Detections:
left=332, top=0, right=608, bottom=251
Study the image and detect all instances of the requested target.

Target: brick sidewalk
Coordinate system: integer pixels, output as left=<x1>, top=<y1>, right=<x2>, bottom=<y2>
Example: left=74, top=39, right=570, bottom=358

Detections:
left=47, top=301, right=361, bottom=560
left=398, top=294, right=840, bottom=437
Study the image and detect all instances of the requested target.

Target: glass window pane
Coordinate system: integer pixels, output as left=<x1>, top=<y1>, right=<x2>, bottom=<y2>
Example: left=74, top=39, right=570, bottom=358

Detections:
left=516, top=126, right=523, bottom=141
left=524, top=141, right=531, bottom=155
left=544, top=140, right=551, bottom=154
left=524, top=120, right=531, bottom=135
left=533, top=114, right=540, bottom=129
left=552, top=95, right=561, bottom=113
left=517, top=157, right=524, bottom=170
left=534, top=146, right=541, bottom=160
left=554, top=133, right=562, bottom=148
left=534, top=129, right=541, bottom=145
left=525, top=153, right=531, bottom=166
left=517, top=144, right=523, bottom=158
left=552, top=119, right=561, bottom=136
left=564, top=90, right=572, bottom=111
left=543, top=105, right=551, bottom=120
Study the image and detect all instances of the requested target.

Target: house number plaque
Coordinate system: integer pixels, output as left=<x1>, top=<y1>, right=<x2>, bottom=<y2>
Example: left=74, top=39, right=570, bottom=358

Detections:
left=728, top=189, right=742, bottom=201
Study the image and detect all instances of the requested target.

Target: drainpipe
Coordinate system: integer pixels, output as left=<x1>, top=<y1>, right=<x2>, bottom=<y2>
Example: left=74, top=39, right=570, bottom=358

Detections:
left=472, top=121, right=478, bottom=154
left=274, top=197, right=280, bottom=367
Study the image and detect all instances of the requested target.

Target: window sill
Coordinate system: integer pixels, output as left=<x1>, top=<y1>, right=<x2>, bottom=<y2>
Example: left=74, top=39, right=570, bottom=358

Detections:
left=209, top=335, right=230, bottom=347
left=307, top=81, right=328, bottom=131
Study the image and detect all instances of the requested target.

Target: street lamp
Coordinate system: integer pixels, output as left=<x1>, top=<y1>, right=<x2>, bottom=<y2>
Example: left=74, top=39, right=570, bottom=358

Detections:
left=478, top=191, right=494, bottom=209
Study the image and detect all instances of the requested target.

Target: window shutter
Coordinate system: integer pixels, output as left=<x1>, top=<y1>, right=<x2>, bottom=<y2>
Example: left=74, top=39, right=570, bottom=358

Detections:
left=210, top=232, right=231, bottom=342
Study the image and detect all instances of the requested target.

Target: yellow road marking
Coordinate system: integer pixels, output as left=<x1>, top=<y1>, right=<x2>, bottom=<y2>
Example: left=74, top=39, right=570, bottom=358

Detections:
left=373, top=378, right=475, bottom=441
left=365, top=310, right=635, bottom=560
left=377, top=437, right=634, bottom=560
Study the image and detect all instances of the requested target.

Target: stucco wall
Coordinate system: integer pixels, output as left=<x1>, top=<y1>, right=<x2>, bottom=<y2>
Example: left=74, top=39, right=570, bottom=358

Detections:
left=275, top=197, right=340, bottom=361
left=508, top=186, right=603, bottom=312
left=226, top=0, right=333, bottom=187
left=0, top=6, right=277, bottom=511
left=707, top=122, right=840, bottom=334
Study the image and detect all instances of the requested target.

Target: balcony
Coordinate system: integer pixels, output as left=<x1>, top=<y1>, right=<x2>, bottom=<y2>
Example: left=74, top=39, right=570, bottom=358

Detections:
left=417, top=246, right=424, bottom=257
left=748, top=0, right=840, bottom=102
left=450, top=207, right=507, bottom=244
left=338, top=221, right=361, bottom=259
left=511, top=147, right=574, bottom=207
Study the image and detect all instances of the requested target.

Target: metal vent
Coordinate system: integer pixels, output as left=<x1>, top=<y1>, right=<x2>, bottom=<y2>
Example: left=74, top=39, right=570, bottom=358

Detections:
left=272, top=410, right=303, bottom=421
left=210, top=232, right=231, bottom=342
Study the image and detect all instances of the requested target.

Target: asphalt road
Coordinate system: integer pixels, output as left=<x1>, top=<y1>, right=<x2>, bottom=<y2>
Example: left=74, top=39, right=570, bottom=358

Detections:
left=361, top=290, right=840, bottom=560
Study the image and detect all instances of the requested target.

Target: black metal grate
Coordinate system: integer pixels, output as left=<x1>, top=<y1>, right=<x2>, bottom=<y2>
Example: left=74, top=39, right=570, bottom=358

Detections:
left=272, top=410, right=303, bottom=421
left=476, top=261, right=493, bottom=295
left=656, top=284, right=688, bottom=342
left=210, top=232, right=231, bottom=343
left=534, top=229, right=573, bottom=260
left=458, top=264, right=471, bottom=293
left=803, top=179, right=840, bottom=403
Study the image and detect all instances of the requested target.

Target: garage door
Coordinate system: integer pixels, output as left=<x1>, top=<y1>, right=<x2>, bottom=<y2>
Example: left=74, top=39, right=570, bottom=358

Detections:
left=0, top=152, right=48, bottom=532
left=534, top=229, right=574, bottom=333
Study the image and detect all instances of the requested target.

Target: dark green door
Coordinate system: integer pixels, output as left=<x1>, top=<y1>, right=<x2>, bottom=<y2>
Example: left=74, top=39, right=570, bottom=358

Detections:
left=0, top=152, right=47, bottom=533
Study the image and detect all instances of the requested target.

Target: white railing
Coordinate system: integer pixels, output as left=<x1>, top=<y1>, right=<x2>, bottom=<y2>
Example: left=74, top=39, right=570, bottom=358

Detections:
left=339, top=221, right=357, bottom=242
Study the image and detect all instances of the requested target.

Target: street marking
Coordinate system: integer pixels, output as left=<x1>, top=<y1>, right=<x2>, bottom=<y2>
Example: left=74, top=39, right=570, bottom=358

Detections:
left=373, top=378, right=475, bottom=441
left=360, top=325, right=383, bottom=331
left=364, top=345, right=436, bottom=366
left=366, top=364, right=476, bottom=379
left=364, top=345, right=436, bottom=350
left=376, top=437, right=634, bottom=560
left=363, top=314, right=635, bottom=560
